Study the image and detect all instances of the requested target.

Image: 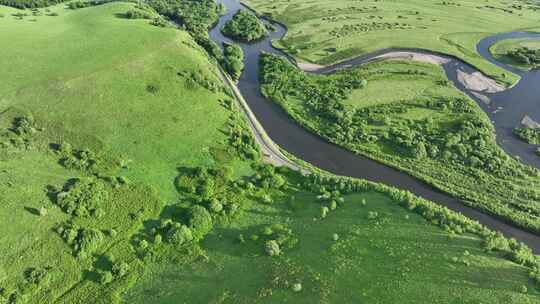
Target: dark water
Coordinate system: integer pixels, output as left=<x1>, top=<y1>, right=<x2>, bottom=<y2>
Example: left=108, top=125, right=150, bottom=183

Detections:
left=209, top=0, right=540, bottom=252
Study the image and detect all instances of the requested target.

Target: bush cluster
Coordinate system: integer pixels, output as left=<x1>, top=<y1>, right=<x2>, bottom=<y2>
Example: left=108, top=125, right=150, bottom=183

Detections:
left=0, top=0, right=64, bottom=9
left=507, top=47, right=540, bottom=66
left=54, top=178, right=109, bottom=217
left=514, top=127, right=540, bottom=145
left=221, top=43, right=244, bottom=81
left=226, top=113, right=261, bottom=160
left=178, top=70, right=220, bottom=93
left=56, top=143, right=102, bottom=171
left=124, top=9, right=153, bottom=20
left=56, top=223, right=105, bottom=258
left=67, top=0, right=116, bottom=9
left=221, top=10, right=268, bottom=42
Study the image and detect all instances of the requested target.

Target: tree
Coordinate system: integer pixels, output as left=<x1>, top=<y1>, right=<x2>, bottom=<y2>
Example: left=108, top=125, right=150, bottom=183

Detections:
left=413, top=142, right=428, bottom=159
left=112, top=262, right=130, bottom=278
left=166, top=224, right=194, bottom=245
left=188, top=205, right=213, bottom=240
left=265, top=240, right=281, bottom=256
left=99, top=271, right=113, bottom=285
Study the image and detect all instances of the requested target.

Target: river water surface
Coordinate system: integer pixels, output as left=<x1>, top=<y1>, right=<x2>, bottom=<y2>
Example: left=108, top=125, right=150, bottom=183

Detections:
left=208, top=0, right=540, bottom=252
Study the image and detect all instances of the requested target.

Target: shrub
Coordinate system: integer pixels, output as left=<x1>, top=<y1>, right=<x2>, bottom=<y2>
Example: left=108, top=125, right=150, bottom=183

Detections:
left=221, top=43, right=244, bottom=81
left=187, top=205, right=213, bottom=240
left=513, top=127, right=540, bottom=145
left=58, top=224, right=104, bottom=258
left=99, top=271, right=113, bottom=285
left=24, top=267, right=49, bottom=285
left=146, top=84, right=159, bottom=94
left=507, top=47, right=540, bottom=65
left=111, top=262, right=130, bottom=278
left=265, top=240, right=281, bottom=256
left=320, top=206, right=329, bottom=218
left=54, top=178, right=108, bottom=217
left=124, top=9, right=152, bottom=20
left=165, top=224, right=194, bottom=245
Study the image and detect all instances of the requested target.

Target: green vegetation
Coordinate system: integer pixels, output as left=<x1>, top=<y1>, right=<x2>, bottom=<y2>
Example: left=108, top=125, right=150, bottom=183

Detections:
left=515, top=127, right=540, bottom=145
left=221, top=9, right=268, bottom=42
left=260, top=53, right=540, bottom=233
left=221, top=43, right=245, bottom=81
left=125, top=167, right=540, bottom=303
left=0, top=2, right=251, bottom=302
left=491, top=38, right=540, bottom=70
left=0, top=0, right=64, bottom=9
left=245, top=0, right=540, bottom=86
left=2, top=1, right=540, bottom=303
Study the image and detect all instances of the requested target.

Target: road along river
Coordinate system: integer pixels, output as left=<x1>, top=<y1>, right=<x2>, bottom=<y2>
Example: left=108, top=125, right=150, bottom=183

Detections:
left=209, top=0, right=540, bottom=252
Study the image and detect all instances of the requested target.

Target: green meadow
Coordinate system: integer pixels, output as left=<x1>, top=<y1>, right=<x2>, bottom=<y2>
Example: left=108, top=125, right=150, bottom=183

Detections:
left=125, top=189, right=540, bottom=303
left=246, top=0, right=540, bottom=86
left=1, top=1, right=540, bottom=303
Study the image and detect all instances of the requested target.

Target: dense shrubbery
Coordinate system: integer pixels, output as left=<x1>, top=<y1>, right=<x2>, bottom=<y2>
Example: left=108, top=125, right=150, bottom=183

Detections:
left=66, top=0, right=116, bottom=9
left=0, top=115, right=42, bottom=152
left=221, top=43, right=244, bottom=81
left=54, top=178, right=108, bottom=217
left=259, top=53, right=540, bottom=233
left=514, top=127, right=540, bottom=145
left=507, top=47, right=540, bottom=66
left=178, top=70, right=221, bottom=93
left=221, top=10, right=268, bottom=42
left=56, top=223, right=105, bottom=258
left=123, top=8, right=153, bottom=20
left=0, top=0, right=64, bottom=9
left=56, top=142, right=103, bottom=171
left=215, top=97, right=261, bottom=161
left=145, top=0, right=219, bottom=33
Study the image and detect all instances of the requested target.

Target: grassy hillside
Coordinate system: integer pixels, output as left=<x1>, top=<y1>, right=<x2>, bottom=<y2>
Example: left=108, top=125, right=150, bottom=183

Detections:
left=245, top=0, right=540, bottom=86
left=0, top=2, right=250, bottom=302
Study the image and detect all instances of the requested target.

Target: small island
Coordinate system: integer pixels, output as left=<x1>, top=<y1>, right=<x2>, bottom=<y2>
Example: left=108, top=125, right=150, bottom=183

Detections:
left=490, top=38, right=540, bottom=70
left=221, top=9, right=268, bottom=42
left=514, top=127, right=540, bottom=145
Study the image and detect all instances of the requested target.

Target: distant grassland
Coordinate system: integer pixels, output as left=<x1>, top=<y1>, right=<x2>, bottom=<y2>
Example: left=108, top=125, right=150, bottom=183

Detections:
left=245, top=0, right=540, bottom=86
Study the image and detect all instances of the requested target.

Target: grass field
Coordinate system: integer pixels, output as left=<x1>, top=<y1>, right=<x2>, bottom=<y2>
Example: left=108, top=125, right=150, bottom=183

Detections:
left=490, top=38, right=540, bottom=70
left=125, top=181, right=540, bottom=304
left=1, top=2, right=540, bottom=303
left=245, top=0, right=540, bottom=86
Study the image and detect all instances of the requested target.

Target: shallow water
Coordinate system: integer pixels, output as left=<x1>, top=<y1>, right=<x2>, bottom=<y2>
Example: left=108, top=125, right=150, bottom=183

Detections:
left=209, top=0, right=540, bottom=252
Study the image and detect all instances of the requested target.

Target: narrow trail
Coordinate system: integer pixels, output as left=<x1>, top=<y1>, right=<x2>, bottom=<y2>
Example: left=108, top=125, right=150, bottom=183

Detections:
left=209, top=0, right=540, bottom=253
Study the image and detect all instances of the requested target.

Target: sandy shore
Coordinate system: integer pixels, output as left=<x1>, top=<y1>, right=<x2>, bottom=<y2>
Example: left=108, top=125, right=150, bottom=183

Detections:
left=375, top=51, right=451, bottom=65
left=297, top=50, right=506, bottom=95
left=297, top=62, right=327, bottom=71
left=457, top=70, right=505, bottom=93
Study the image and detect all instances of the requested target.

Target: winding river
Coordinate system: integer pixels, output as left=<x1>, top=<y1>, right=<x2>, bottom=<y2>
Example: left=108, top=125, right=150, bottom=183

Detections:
left=208, top=0, right=540, bottom=252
